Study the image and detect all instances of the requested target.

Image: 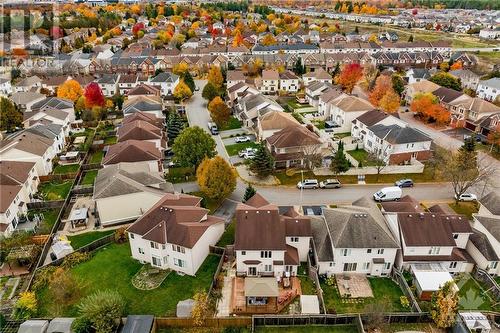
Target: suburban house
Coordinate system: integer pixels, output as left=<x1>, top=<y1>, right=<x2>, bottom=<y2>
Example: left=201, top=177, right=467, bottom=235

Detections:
left=123, top=96, right=164, bottom=118
left=235, top=93, right=283, bottom=128
left=433, top=87, right=471, bottom=111
left=118, top=74, right=139, bottom=95
left=477, top=78, right=500, bottom=102
left=256, top=110, right=300, bottom=140
left=227, top=82, right=260, bottom=108
left=13, top=76, right=42, bottom=93
left=102, top=139, right=163, bottom=172
left=326, top=94, right=374, bottom=133
left=279, top=71, right=300, bottom=93
left=305, top=81, right=336, bottom=108
left=0, top=78, right=12, bottom=96
left=148, top=72, right=179, bottom=96
left=449, top=97, right=500, bottom=132
left=311, top=197, right=399, bottom=276
left=93, top=163, right=174, bottom=226
left=405, top=68, right=431, bottom=85
left=10, top=92, right=46, bottom=112
left=127, top=192, right=225, bottom=276
left=117, top=120, right=166, bottom=149
left=403, top=80, right=440, bottom=104
left=302, top=68, right=332, bottom=86
left=24, top=97, right=76, bottom=136
left=265, top=125, right=323, bottom=169
left=258, top=70, right=280, bottom=95
left=317, top=88, right=343, bottom=117
left=96, top=74, right=120, bottom=96
left=0, top=131, right=56, bottom=176
left=235, top=193, right=312, bottom=277
left=0, top=161, right=39, bottom=236
left=449, top=69, right=480, bottom=91
left=122, top=111, right=164, bottom=129
left=227, top=70, right=246, bottom=88
left=127, top=84, right=161, bottom=98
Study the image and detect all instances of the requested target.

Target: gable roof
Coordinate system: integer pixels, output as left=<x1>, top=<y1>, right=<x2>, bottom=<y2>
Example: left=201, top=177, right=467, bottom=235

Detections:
left=433, top=87, right=466, bottom=104
left=266, top=125, right=322, bottom=148
left=474, top=214, right=500, bottom=241
left=355, top=109, right=390, bottom=126
left=470, top=229, right=499, bottom=261
left=479, top=191, right=500, bottom=215
left=259, top=110, right=299, bottom=130
left=117, top=120, right=162, bottom=142
left=330, top=94, right=374, bottom=112
left=227, top=70, right=246, bottom=82
left=122, top=112, right=164, bottom=128
left=0, top=161, right=35, bottom=186
left=0, top=131, right=53, bottom=156
left=102, top=140, right=161, bottom=165
left=368, top=124, right=431, bottom=144
left=150, top=72, right=179, bottom=83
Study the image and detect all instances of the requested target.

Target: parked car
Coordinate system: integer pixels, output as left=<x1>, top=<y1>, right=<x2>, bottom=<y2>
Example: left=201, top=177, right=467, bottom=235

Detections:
left=195, top=85, right=199, bottom=91
left=319, top=179, right=342, bottom=189
left=395, top=179, right=414, bottom=188
left=238, top=148, right=257, bottom=159
left=235, top=136, right=251, bottom=143
left=455, top=193, right=477, bottom=202
left=207, top=121, right=218, bottom=135
left=297, top=179, right=319, bottom=189
left=373, top=186, right=402, bottom=202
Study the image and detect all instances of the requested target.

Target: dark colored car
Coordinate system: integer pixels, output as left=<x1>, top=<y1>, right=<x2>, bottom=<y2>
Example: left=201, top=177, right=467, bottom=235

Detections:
left=394, top=179, right=414, bottom=188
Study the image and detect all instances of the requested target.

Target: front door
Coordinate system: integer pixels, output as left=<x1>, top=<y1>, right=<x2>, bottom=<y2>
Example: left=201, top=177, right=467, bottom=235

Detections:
left=248, top=267, right=257, bottom=276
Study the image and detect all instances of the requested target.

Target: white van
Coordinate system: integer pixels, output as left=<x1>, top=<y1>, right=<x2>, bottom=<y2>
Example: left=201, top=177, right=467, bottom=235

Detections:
left=373, top=186, right=403, bottom=202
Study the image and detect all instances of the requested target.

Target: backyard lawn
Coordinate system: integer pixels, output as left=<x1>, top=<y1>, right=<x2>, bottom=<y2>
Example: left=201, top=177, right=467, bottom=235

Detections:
left=67, top=230, right=115, bottom=249
left=104, top=136, right=117, bottom=145
left=312, top=120, right=325, bottom=130
left=321, top=277, right=408, bottom=314
left=225, top=142, right=259, bottom=156
left=89, top=150, right=104, bottom=164
left=448, top=202, right=479, bottom=220
left=456, top=275, right=499, bottom=311
left=165, top=167, right=196, bottom=183
left=298, top=275, right=316, bottom=295
left=36, top=243, right=220, bottom=316
left=52, top=164, right=80, bottom=175
left=29, top=209, right=59, bottom=235
left=257, top=325, right=358, bottom=333
left=216, top=220, right=235, bottom=247
left=219, top=116, right=242, bottom=131
left=81, top=170, right=98, bottom=186
left=38, top=181, right=73, bottom=201
left=287, top=100, right=310, bottom=110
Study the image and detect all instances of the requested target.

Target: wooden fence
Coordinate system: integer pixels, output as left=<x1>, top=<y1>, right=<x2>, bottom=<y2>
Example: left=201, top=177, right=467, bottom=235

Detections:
left=392, top=268, right=422, bottom=313
left=155, top=317, right=251, bottom=329
left=208, top=248, right=226, bottom=297
left=81, top=163, right=103, bottom=171
left=472, top=267, right=500, bottom=301
left=26, top=200, right=65, bottom=210
left=307, top=254, right=326, bottom=314
left=38, top=173, right=78, bottom=182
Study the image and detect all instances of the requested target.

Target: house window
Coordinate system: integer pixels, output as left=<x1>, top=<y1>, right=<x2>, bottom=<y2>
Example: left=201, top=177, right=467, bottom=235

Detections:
left=384, top=263, right=391, bottom=270
left=453, top=234, right=458, bottom=239
left=341, top=249, right=351, bottom=256
left=6, top=209, right=10, bottom=218
left=362, top=262, right=370, bottom=270
left=367, top=249, right=372, bottom=253
left=163, top=256, right=168, bottom=265
left=291, top=237, right=299, bottom=242
left=490, top=262, right=498, bottom=269
left=241, top=251, right=246, bottom=255
left=138, top=248, right=144, bottom=254
left=162, top=244, right=166, bottom=250
left=329, top=262, right=334, bottom=267
left=343, top=263, right=357, bottom=272
left=428, top=247, right=440, bottom=255
left=152, top=256, right=161, bottom=267
left=449, top=262, right=457, bottom=269
left=150, top=242, right=159, bottom=249
left=264, top=264, right=272, bottom=272
left=261, top=251, right=271, bottom=258
left=172, top=245, right=185, bottom=253
left=174, top=258, right=186, bottom=267
left=377, top=249, right=384, bottom=255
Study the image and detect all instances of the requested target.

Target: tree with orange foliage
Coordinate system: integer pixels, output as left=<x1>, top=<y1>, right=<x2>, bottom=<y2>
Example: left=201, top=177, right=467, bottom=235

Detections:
left=450, top=61, right=463, bottom=71
left=11, top=48, right=28, bottom=57
left=379, top=90, right=401, bottom=113
left=369, top=75, right=392, bottom=106
left=261, top=34, right=277, bottom=46
left=232, top=29, right=244, bottom=47
left=130, top=4, right=142, bottom=15
left=338, top=63, right=363, bottom=93
left=410, top=93, right=450, bottom=125
left=57, top=80, right=83, bottom=103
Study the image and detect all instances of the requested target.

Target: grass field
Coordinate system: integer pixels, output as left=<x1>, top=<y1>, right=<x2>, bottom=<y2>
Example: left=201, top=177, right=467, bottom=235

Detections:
left=81, top=170, right=98, bottom=186
left=225, top=142, right=259, bottom=156
left=38, top=181, right=73, bottom=201
left=165, top=166, right=196, bottom=183
left=89, top=150, right=104, bottom=164
left=67, top=230, right=115, bottom=249
left=37, top=243, right=220, bottom=316
left=219, top=116, right=242, bottom=131
left=216, top=219, right=235, bottom=247
left=448, top=202, right=479, bottom=220
left=456, top=275, right=499, bottom=311
left=52, top=164, right=80, bottom=175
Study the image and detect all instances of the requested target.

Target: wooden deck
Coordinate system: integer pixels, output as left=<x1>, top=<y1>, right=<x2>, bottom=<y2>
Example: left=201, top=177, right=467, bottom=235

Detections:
left=230, top=276, right=302, bottom=314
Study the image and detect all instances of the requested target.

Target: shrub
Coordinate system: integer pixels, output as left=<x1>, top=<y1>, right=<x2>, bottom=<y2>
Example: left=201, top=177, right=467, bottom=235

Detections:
left=114, top=227, right=127, bottom=244
left=32, top=266, right=57, bottom=291
left=12, top=292, right=38, bottom=320
left=61, top=251, right=92, bottom=269
left=71, top=316, right=93, bottom=333
left=325, top=275, right=336, bottom=286
left=400, top=295, right=410, bottom=309
left=77, top=290, right=125, bottom=333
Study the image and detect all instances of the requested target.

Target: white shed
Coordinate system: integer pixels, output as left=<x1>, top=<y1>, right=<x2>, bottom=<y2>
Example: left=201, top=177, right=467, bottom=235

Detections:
left=300, top=295, right=320, bottom=314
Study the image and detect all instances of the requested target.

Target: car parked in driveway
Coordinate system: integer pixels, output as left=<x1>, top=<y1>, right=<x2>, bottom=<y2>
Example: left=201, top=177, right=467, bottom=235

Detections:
left=395, top=179, right=414, bottom=188
left=455, top=193, right=477, bottom=202
left=297, top=179, right=319, bottom=189
left=235, top=136, right=251, bottom=143
left=238, top=148, right=257, bottom=159
left=320, top=179, right=342, bottom=189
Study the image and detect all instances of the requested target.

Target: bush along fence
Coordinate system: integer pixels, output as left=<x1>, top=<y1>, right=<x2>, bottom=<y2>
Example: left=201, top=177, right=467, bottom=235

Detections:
left=208, top=246, right=226, bottom=298
left=473, top=267, right=500, bottom=301
left=392, top=268, right=422, bottom=313
left=307, top=255, right=327, bottom=314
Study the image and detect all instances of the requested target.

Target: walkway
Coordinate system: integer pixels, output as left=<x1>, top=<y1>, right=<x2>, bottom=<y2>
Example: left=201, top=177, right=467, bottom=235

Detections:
left=216, top=262, right=235, bottom=317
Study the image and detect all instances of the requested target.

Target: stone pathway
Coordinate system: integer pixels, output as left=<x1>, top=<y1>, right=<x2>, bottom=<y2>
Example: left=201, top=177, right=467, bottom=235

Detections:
left=216, top=263, right=235, bottom=317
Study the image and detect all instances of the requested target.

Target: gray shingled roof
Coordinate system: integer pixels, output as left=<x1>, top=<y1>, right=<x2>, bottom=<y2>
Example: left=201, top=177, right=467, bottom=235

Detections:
left=470, top=229, right=499, bottom=261
left=479, top=191, right=500, bottom=215
left=474, top=215, right=500, bottom=241
left=368, top=124, right=431, bottom=144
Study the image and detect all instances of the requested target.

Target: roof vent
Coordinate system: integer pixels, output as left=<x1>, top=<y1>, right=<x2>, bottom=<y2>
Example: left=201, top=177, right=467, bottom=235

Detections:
left=458, top=217, right=462, bottom=220
left=267, top=211, right=270, bottom=214
left=245, top=211, right=248, bottom=213
left=446, top=216, right=449, bottom=220
left=431, top=214, right=435, bottom=218
left=256, top=211, right=260, bottom=214
left=408, top=214, right=412, bottom=217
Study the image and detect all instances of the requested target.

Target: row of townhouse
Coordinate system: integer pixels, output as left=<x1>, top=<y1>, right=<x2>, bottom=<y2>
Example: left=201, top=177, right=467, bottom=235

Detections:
left=232, top=192, right=499, bottom=306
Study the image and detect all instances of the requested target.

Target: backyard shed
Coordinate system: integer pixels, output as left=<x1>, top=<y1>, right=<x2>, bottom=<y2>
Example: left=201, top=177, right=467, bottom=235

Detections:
left=51, top=241, right=73, bottom=260
left=121, top=315, right=155, bottom=333
left=47, top=318, right=74, bottom=333
left=176, top=299, right=195, bottom=318
left=300, top=295, right=320, bottom=314
left=413, top=271, right=457, bottom=301
left=460, top=312, right=491, bottom=333
left=17, top=320, right=49, bottom=333
left=68, top=206, right=89, bottom=228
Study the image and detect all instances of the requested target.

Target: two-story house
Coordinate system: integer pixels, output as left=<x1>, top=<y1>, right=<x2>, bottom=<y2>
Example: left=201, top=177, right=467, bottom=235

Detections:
left=305, top=81, right=337, bottom=108
left=449, top=97, right=500, bottom=132
left=279, top=71, right=300, bottom=94
left=235, top=193, right=311, bottom=277
left=405, top=68, right=431, bottom=85
left=117, top=119, right=165, bottom=149
left=227, top=70, right=246, bottom=88
left=102, top=139, right=163, bottom=173
left=327, top=94, right=374, bottom=133
left=302, top=68, right=332, bottom=86
left=0, top=78, right=12, bottom=96
left=148, top=72, right=179, bottom=97
left=477, top=78, right=500, bottom=102
left=311, top=197, right=399, bottom=276
left=235, top=93, right=284, bottom=128
left=96, top=74, right=120, bottom=97
left=449, top=69, right=480, bottom=91
left=258, top=70, right=280, bottom=95
left=265, top=125, right=323, bottom=169
left=127, top=193, right=224, bottom=276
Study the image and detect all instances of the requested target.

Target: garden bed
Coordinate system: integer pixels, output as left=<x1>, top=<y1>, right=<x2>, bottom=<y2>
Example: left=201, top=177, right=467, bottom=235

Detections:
left=131, top=265, right=171, bottom=290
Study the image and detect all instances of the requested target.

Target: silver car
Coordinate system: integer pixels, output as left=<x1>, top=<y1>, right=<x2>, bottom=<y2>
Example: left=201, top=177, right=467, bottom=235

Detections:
left=320, top=179, right=342, bottom=189
left=297, top=179, right=319, bottom=189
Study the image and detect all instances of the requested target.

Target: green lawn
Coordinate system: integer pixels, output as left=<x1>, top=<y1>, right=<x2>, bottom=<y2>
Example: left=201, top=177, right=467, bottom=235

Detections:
left=291, top=112, right=305, bottom=124
left=287, top=100, right=310, bottom=110
left=332, top=132, right=351, bottom=139
left=189, top=191, right=221, bottom=213
left=298, top=275, right=316, bottom=295
left=321, top=277, right=408, bottom=314
left=29, top=209, right=59, bottom=235
left=225, top=142, right=259, bottom=156
left=476, top=52, right=500, bottom=65
left=89, top=150, right=104, bottom=164
left=37, top=243, right=220, bottom=316
left=81, top=170, right=98, bottom=186
left=67, top=230, right=115, bottom=249
left=165, top=166, right=196, bottom=183
left=256, top=325, right=358, bottom=333
left=312, top=120, right=325, bottom=130
left=38, top=181, right=73, bottom=201
left=456, top=275, right=499, bottom=311
left=52, top=164, right=80, bottom=175
left=346, top=149, right=377, bottom=166
left=104, top=136, right=117, bottom=145
left=216, top=219, right=235, bottom=247
left=448, top=202, right=479, bottom=220
left=496, top=276, right=500, bottom=285
left=219, top=116, right=242, bottom=131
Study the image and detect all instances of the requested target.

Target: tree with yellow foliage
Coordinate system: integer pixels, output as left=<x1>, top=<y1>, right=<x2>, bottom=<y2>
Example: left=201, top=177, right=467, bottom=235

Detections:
left=261, top=33, right=277, bottom=46
left=196, top=156, right=236, bottom=201
left=379, top=89, right=401, bottom=113
left=173, top=79, right=193, bottom=102
left=57, top=79, right=83, bottom=102
left=233, top=29, right=244, bottom=47
left=207, top=65, right=224, bottom=89
left=430, top=281, right=458, bottom=328
left=130, top=4, right=142, bottom=15
left=173, top=63, right=189, bottom=76
left=208, top=96, right=231, bottom=127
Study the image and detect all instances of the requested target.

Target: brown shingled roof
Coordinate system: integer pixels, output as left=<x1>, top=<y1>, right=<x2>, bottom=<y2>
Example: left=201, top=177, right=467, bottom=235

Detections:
left=117, top=120, right=162, bottom=142
left=266, top=125, right=322, bottom=149
left=0, top=161, right=36, bottom=186
left=102, top=140, right=162, bottom=165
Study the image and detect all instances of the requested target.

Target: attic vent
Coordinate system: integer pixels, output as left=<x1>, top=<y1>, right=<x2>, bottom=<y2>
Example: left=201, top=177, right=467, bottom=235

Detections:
left=256, top=211, right=260, bottom=214
left=446, top=216, right=449, bottom=220
left=408, top=214, right=413, bottom=217
left=354, top=214, right=358, bottom=217
left=431, top=214, right=435, bottom=217
left=267, top=211, right=270, bottom=214
left=245, top=211, right=248, bottom=213
left=458, top=217, right=462, bottom=220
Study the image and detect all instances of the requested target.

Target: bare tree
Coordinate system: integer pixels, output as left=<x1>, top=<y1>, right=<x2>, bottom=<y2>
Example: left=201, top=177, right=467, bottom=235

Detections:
left=302, top=145, right=324, bottom=171
left=366, top=152, right=387, bottom=181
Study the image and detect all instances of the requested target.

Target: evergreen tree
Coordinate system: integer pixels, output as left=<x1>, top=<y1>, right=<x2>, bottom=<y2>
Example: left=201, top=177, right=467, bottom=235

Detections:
left=293, top=58, right=304, bottom=75
left=458, top=135, right=478, bottom=168
left=354, top=26, right=359, bottom=34
left=330, top=141, right=350, bottom=174
left=408, top=35, right=414, bottom=42
left=332, top=62, right=341, bottom=77
left=182, top=71, right=196, bottom=94
left=249, top=143, right=274, bottom=178
left=167, top=112, right=185, bottom=142
left=243, top=184, right=257, bottom=202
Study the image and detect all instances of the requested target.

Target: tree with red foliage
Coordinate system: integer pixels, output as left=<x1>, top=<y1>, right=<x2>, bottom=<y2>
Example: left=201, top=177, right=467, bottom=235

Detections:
left=84, top=83, right=105, bottom=109
left=337, top=63, right=363, bottom=93
left=132, top=22, right=145, bottom=37
left=211, top=28, right=219, bottom=39
left=50, top=26, right=64, bottom=39
left=412, top=8, right=418, bottom=15
left=369, top=75, right=392, bottom=106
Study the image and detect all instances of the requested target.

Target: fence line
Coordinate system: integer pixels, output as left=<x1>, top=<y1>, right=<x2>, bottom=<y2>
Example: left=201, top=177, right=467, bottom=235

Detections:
left=208, top=249, right=226, bottom=297
left=392, top=268, right=422, bottom=313
left=81, top=163, right=102, bottom=171
left=156, top=317, right=251, bottom=328
left=38, top=173, right=78, bottom=182
left=26, top=200, right=65, bottom=210
left=472, top=267, right=500, bottom=301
